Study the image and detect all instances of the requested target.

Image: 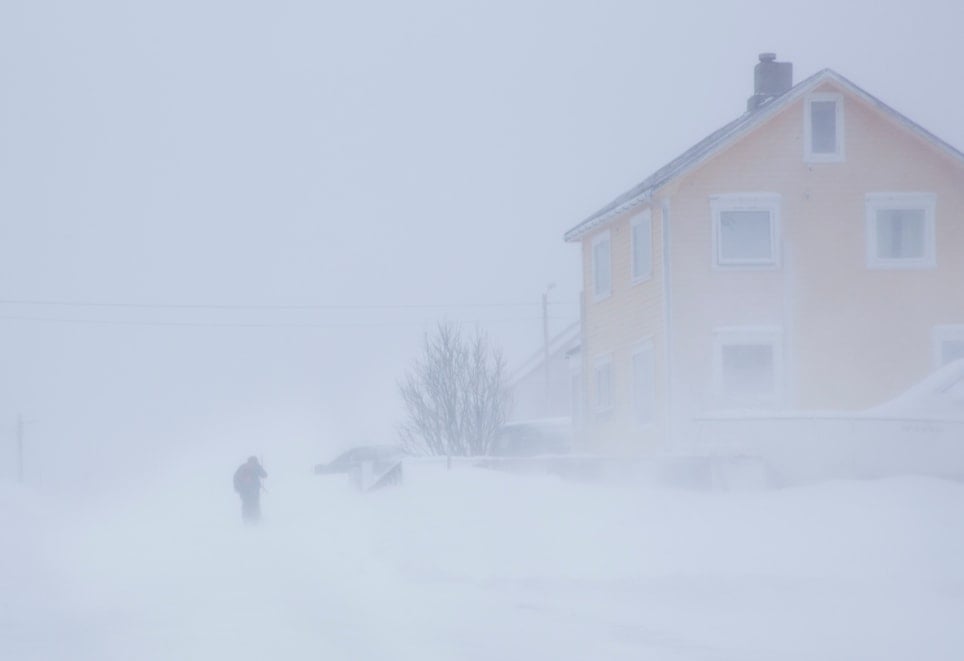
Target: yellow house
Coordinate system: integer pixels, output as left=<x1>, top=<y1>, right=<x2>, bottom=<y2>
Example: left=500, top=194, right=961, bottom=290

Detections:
left=564, top=54, right=964, bottom=454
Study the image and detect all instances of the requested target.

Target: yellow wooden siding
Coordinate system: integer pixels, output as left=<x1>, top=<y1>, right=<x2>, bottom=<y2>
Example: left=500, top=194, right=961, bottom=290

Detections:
left=665, top=80, right=964, bottom=414
left=579, top=79, right=964, bottom=451
left=580, top=206, right=667, bottom=453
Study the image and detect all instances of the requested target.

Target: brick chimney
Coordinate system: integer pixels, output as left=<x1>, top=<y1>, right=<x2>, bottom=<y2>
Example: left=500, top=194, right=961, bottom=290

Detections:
left=747, top=53, right=793, bottom=111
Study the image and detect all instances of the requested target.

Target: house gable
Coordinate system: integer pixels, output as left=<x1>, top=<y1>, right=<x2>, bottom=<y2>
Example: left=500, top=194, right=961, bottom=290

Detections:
left=568, top=58, right=964, bottom=452
left=564, top=69, right=964, bottom=243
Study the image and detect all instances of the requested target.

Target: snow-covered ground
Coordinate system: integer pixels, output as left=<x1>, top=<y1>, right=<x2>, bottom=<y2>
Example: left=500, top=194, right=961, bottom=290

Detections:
left=3, top=458, right=964, bottom=661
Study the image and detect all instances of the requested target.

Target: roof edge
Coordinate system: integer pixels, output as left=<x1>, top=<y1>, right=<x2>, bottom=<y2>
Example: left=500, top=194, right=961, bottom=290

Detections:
left=562, top=67, right=964, bottom=243
left=563, top=69, right=833, bottom=242
left=822, top=69, right=964, bottom=168
left=507, top=321, right=581, bottom=386
left=563, top=190, right=651, bottom=242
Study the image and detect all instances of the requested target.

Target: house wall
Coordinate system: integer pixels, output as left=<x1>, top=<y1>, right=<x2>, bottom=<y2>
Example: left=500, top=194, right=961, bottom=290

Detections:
left=663, top=80, right=964, bottom=429
left=577, top=79, right=964, bottom=453
left=579, top=205, right=667, bottom=453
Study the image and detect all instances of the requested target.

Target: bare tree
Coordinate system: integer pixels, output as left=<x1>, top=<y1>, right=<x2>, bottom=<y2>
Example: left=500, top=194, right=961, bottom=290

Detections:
left=398, top=323, right=511, bottom=456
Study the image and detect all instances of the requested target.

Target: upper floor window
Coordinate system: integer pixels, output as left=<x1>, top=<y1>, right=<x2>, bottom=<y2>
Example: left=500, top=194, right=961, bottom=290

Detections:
left=710, top=194, right=781, bottom=268
left=805, top=93, right=844, bottom=162
left=631, top=210, right=653, bottom=283
left=591, top=230, right=612, bottom=299
left=865, top=193, right=936, bottom=269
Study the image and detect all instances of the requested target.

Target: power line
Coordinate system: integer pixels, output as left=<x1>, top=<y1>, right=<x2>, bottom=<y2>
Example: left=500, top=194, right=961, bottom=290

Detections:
left=0, top=314, right=573, bottom=329
left=0, top=297, right=579, bottom=311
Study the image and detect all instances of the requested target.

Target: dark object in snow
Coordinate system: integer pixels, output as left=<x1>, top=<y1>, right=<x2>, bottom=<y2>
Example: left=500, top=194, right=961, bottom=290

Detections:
left=233, top=456, right=268, bottom=524
left=313, top=445, right=404, bottom=475
left=490, top=419, right=573, bottom=457
left=350, top=458, right=403, bottom=492
left=314, top=445, right=404, bottom=492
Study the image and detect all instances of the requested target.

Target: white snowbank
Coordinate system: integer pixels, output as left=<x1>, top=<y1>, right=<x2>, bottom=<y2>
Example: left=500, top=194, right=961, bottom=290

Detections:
left=3, top=462, right=964, bottom=660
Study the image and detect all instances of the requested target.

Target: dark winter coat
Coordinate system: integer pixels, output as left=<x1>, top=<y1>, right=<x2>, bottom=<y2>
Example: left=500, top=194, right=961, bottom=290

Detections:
left=233, top=460, right=267, bottom=500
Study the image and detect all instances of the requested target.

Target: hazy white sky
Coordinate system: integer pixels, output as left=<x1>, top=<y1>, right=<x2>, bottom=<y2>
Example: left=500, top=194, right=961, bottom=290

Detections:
left=1, top=0, right=962, bottom=487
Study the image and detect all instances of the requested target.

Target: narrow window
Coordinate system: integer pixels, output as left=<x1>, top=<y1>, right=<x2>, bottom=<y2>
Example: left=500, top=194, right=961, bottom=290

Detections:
left=570, top=369, right=583, bottom=427
left=591, top=231, right=612, bottom=299
left=810, top=100, right=837, bottom=153
left=631, top=210, right=653, bottom=282
left=632, top=342, right=656, bottom=425
left=866, top=193, right=936, bottom=269
left=805, top=93, right=844, bottom=162
left=593, top=356, right=613, bottom=412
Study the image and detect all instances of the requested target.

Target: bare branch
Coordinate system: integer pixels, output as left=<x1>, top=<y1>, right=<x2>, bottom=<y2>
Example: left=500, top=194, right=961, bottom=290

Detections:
left=397, top=322, right=511, bottom=456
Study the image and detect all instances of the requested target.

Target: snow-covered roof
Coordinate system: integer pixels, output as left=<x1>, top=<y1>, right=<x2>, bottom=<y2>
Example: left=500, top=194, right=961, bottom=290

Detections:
left=865, top=358, right=964, bottom=421
left=507, top=321, right=580, bottom=386
left=564, top=68, right=964, bottom=242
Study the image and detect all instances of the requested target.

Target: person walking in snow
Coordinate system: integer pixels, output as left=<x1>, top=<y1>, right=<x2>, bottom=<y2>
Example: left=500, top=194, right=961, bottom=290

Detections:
left=233, top=456, right=268, bottom=524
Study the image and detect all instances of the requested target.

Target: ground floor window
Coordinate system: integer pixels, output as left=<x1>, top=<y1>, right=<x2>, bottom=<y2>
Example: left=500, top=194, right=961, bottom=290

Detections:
left=934, top=325, right=964, bottom=368
left=712, top=327, right=783, bottom=409
left=632, top=341, right=656, bottom=425
left=593, top=355, right=613, bottom=413
left=570, top=368, right=583, bottom=427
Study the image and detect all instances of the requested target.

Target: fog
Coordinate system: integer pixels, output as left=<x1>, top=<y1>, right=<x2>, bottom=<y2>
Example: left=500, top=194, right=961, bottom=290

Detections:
left=2, top=0, right=964, bottom=658
left=3, top=0, right=963, bottom=482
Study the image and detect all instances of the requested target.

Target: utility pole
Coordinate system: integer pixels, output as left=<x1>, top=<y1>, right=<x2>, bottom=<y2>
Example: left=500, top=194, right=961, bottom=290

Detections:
left=15, top=414, right=37, bottom=484
left=17, top=413, right=24, bottom=484
left=542, top=283, right=555, bottom=415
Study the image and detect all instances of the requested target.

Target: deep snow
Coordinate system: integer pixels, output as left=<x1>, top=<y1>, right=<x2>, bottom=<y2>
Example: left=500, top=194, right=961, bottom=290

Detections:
left=3, top=460, right=964, bottom=661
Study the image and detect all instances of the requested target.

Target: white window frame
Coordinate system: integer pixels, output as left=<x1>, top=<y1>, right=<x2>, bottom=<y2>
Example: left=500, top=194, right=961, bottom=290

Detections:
left=804, top=92, right=845, bottom=163
left=712, top=326, right=784, bottom=410
left=630, top=209, right=653, bottom=284
left=570, top=368, right=583, bottom=428
left=934, top=325, right=964, bottom=368
left=591, top=230, right=612, bottom=300
left=632, top=340, right=656, bottom=427
left=593, top=354, right=613, bottom=413
left=865, top=193, right=936, bottom=269
left=710, top=193, right=781, bottom=268
left=568, top=349, right=583, bottom=428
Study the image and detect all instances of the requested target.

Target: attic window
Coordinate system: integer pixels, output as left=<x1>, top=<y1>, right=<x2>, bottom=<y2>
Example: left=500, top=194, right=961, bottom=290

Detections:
left=805, top=93, right=844, bottom=162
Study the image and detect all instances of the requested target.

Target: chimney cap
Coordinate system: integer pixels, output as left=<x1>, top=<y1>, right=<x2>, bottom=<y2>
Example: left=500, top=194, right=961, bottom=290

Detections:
left=759, top=52, right=777, bottom=63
